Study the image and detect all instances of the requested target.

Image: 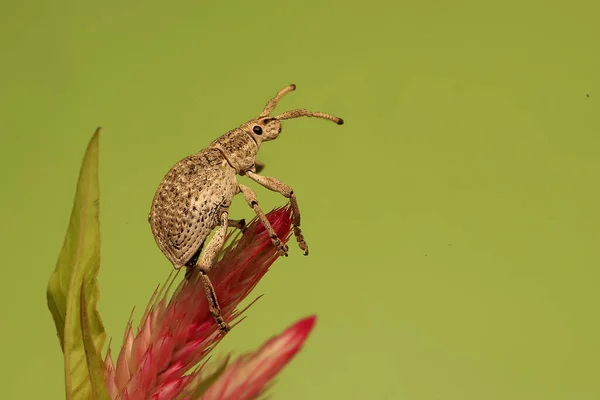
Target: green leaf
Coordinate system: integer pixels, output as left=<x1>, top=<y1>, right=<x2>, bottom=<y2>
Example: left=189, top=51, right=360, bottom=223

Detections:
left=46, top=128, right=107, bottom=400
left=80, top=279, right=111, bottom=400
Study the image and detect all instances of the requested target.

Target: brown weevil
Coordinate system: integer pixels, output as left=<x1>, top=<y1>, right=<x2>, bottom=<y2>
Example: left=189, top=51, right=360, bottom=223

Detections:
left=148, top=84, right=343, bottom=333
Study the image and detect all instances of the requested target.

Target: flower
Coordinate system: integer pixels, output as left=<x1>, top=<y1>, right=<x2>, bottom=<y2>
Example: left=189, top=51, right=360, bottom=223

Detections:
left=104, top=205, right=314, bottom=400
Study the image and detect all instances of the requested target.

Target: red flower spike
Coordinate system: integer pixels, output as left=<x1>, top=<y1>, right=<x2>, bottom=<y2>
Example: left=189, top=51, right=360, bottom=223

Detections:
left=200, top=316, right=317, bottom=400
left=106, top=206, right=300, bottom=399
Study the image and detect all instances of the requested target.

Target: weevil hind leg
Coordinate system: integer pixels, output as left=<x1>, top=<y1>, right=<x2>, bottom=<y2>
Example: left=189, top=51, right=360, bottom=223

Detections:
left=238, top=183, right=289, bottom=257
left=184, top=240, right=205, bottom=279
left=245, top=171, right=308, bottom=255
left=191, top=211, right=231, bottom=334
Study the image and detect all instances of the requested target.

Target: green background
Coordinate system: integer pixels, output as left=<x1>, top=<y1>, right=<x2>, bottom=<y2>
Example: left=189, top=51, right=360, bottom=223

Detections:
left=1, top=0, right=599, bottom=398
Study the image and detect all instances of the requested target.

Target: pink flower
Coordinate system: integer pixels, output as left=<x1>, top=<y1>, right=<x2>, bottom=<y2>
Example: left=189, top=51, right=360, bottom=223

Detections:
left=104, top=205, right=316, bottom=400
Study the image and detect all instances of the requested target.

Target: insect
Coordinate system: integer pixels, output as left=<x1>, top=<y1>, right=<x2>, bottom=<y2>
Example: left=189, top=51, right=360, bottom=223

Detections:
left=148, top=84, right=343, bottom=333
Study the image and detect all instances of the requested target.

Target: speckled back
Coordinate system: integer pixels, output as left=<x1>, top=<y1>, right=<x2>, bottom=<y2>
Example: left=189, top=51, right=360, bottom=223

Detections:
left=149, top=148, right=238, bottom=268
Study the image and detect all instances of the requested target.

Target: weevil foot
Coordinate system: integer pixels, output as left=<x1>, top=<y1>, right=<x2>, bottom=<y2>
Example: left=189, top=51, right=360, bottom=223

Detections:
left=270, top=234, right=289, bottom=256
left=300, top=244, right=309, bottom=256
left=298, top=239, right=309, bottom=256
left=293, top=226, right=309, bottom=255
left=218, top=321, right=231, bottom=334
left=278, top=243, right=289, bottom=257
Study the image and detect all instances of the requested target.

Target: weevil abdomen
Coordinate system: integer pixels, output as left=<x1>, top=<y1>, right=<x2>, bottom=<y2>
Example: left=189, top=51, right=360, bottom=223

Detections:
left=149, top=148, right=238, bottom=268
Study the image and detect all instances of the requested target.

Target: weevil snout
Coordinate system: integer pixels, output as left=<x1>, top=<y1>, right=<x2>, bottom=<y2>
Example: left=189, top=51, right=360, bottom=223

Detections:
left=260, top=117, right=283, bottom=141
left=246, top=117, right=283, bottom=144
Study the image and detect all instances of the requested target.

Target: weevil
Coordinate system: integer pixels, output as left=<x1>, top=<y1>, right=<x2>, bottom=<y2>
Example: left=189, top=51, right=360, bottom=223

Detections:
left=149, top=84, right=343, bottom=333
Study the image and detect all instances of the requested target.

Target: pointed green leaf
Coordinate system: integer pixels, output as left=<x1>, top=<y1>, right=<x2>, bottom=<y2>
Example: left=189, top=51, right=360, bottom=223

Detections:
left=80, top=280, right=110, bottom=400
left=46, top=128, right=107, bottom=400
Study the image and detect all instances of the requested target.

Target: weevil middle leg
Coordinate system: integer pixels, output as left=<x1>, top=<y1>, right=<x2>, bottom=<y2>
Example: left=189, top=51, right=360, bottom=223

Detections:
left=245, top=170, right=308, bottom=255
left=238, top=183, right=289, bottom=257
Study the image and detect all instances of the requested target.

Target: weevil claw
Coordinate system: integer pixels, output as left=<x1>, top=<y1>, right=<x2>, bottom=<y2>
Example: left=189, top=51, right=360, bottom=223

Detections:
left=218, top=323, right=231, bottom=334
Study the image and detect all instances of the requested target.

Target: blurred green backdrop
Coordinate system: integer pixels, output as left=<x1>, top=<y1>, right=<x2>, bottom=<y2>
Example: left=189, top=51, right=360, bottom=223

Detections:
left=1, top=0, right=599, bottom=398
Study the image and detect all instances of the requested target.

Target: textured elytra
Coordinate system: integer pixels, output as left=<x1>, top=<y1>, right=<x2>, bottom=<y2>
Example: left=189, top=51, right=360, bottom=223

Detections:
left=148, top=84, right=343, bottom=333
left=150, top=148, right=238, bottom=268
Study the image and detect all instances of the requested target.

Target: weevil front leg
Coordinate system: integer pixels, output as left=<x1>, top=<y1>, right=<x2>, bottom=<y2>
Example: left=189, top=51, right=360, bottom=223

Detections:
left=245, top=171, right=308, bottom=255
left=238, top=183, right=289, bottom=257
left=195, top=211, right=231, bottom=334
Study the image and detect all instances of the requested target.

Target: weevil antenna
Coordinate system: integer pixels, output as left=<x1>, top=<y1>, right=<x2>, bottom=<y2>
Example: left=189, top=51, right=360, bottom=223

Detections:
left=274, top=109, right=344, bottom=125
left=260, top=84, right=297, bottom=116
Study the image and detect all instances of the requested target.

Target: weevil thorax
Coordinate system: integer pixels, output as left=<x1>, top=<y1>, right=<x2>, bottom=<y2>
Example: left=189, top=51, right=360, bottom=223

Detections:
left=209, top=116, right=282, bottom=173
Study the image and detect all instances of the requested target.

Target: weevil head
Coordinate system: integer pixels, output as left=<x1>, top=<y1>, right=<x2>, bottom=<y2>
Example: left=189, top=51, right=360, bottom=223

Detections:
left=242, top=84, right=345, bottom=147
left=239, top=84, right=344, bottom=151
left=242, top=117, right=283, bottom=146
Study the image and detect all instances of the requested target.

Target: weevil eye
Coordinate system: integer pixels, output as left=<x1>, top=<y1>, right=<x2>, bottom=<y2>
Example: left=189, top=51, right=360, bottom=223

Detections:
left=253, top=126, right=263, bottom=135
